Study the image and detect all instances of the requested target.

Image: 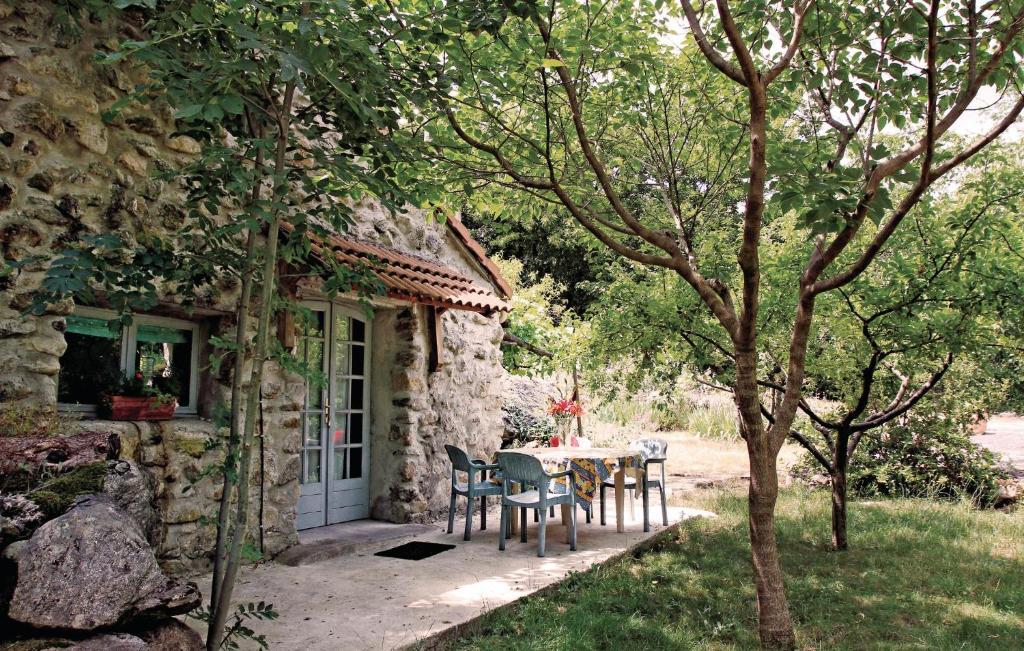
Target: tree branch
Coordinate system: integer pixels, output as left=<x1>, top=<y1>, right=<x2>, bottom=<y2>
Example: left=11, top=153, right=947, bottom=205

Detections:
left=789, top=429, right=834, bottom=474
left=852, top=352, right=954, bottom=433
left=678, top=0, right=747, bottom=85
left=764, top=1, right=813, bottom=85
left=502, top=330, right=554, bottom=358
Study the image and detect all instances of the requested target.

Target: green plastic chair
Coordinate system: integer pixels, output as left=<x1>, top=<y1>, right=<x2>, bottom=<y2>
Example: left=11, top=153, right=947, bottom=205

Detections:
left=445, top=444, right=502, bottom=541
left=599, top=438, right=668, bottom=532
left=496, top=452, right=577, bottom=557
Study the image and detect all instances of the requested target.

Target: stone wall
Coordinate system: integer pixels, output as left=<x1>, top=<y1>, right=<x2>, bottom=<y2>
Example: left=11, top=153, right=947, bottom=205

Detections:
left=369, top=305, right=504, bottom=523
left=0, top=3, right=305, bottom=573
left=349, top=194, right=508, bottom=523
left=68, top=398, right=303, bottom=575
left=0, top=3, right=214, bottom=405
left=1, top=1, right=508, bottom=569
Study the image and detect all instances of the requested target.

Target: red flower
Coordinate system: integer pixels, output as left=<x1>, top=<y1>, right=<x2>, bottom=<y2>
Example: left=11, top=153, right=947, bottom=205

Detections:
left=135, top=372, right=144, bottom=380
left=547, top=399, right=584, bottom=418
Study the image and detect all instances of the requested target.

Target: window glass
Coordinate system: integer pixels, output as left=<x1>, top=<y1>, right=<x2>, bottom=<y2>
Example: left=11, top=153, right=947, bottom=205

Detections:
left=298, top=309, right=325, bottom=338
left=350, top=379, right=364, bottom=410
left=348, top=447, right=362, bottom=479
left=350, top=344, right=364, bottom=376
left=333, top=447, right=347, bottom=480
left=333, top=378, right=349, bottom=409
left=304, top=449, right=321, bottom=484
left=134, top=324, right=193, bottom=408
left=332, top=412, right=347, bottom=445
left=351, top=318, right=365, bottom=342
left=305, top=414, right=322, bottom=446
left=58, top=316, right=122, bottom=406
left=305, top=338, right=324, bottom=409
left=333, top=313, right=349, bottom=341
left=333, top=340, right=349, bottom=376
left=349, top=412, right=363, bottom=445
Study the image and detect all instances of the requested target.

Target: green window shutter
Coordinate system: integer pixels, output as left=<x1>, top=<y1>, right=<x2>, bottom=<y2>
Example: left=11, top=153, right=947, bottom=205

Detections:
left=66, top=315, right=121, bottom=339
left=136, top=324, right=189, bottom=344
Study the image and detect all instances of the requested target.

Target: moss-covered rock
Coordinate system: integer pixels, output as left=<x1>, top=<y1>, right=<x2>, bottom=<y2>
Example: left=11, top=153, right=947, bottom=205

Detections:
left=171, top=436, right=207, bottom=459
left=26, top=462, right=108, bottom=519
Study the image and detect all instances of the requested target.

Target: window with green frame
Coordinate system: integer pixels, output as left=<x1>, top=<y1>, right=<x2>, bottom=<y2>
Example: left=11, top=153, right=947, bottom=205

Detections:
left=58, top=307, right=201, bottom=413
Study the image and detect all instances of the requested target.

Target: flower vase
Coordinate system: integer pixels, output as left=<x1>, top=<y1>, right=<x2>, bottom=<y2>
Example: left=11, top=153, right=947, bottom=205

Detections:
left=552, top=418, right=573, bottom=447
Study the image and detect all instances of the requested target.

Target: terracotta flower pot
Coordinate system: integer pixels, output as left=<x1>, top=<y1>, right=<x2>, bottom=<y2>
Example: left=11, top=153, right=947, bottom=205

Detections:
left=109, top=395, right=177, bottom=421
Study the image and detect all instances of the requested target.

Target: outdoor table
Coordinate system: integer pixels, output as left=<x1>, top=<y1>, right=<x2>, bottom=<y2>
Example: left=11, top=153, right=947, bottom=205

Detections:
left=496, top=447, right=643, bottom=538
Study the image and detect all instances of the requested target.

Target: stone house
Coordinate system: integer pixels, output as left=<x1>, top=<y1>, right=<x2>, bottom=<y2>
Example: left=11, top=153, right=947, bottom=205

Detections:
left=0, top=3, right=509, bottom=573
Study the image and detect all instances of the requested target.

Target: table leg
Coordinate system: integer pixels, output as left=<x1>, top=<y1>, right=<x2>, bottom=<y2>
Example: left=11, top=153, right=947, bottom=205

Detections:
left=560, top=504, right=572, bottom=544
left=615, top=468, right=625, bottom=533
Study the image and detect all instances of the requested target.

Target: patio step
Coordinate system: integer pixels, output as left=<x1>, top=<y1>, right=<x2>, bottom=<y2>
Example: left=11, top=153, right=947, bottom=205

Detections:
left=276, top=520, right=440, bottom=566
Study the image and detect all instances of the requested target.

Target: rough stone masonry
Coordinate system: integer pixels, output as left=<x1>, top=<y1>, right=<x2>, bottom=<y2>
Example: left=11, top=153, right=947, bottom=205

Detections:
left=0, top=2, right=506, bottom=574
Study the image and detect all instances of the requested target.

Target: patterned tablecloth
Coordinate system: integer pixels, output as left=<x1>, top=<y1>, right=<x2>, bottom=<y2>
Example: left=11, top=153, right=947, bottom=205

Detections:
left=497, top=447, right=642, bottom=511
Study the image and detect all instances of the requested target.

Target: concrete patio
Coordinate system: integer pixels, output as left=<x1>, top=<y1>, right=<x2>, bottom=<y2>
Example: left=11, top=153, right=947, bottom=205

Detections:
left=196, top=502, right=713, bottom=650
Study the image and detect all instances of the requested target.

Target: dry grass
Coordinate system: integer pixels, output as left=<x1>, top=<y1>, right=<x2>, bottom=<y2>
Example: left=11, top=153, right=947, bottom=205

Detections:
left=586, top=420, right=802, bottom=487
left=659, top=430, right=801, bottom=480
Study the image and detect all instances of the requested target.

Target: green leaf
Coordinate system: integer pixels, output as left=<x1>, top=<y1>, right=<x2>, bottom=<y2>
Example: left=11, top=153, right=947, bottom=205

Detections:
left=189, top=3, right=213, bottom=23
left=220, top=94, right=245, bottom=115
left=174, top=104, right=204, bottom=119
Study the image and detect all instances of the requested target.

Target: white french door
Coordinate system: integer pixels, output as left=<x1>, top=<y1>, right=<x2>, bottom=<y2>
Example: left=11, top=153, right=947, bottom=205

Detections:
left=295, top=302, right=371, bottom=530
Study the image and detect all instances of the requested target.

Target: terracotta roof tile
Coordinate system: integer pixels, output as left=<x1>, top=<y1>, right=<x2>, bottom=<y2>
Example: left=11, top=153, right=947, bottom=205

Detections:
left=282, top=222, right=510, bottom=314
left=444, top=214, right=513, bottom=298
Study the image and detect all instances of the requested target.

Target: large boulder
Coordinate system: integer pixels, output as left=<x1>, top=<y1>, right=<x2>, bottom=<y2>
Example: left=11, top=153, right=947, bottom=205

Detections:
left=8, top=495, right=200, bottom=631
left=3, top=620, right=202, bottom=651
left=34, top=621, right=203, bottom=651
left=1, top=460, right=159, bottom=548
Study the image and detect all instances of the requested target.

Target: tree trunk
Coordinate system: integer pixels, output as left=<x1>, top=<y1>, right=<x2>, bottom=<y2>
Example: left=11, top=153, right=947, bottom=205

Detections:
left=735, top=352, right=796, bottom=650
left=745, top=435, right=796, bottom=648
left=210, top=228, right=258, bottom=614
left=211, top=113, right=264, bottom=614
left=207, top=82, right=297, bottom=651
left=207, top=219, right=283, bottom=651
left=572, top=366, right=584, bottom=439
left=831, top=432, right=850, bottom=551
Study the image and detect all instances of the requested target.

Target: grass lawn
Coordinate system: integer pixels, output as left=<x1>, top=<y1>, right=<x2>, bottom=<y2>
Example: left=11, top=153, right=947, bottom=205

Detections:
left=445, top=489, right=1024, bottom=650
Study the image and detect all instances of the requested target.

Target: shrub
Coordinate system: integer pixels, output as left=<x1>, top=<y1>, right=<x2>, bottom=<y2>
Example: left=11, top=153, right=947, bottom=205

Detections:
left=501, top=403, right=555, bottom=447
left=793, top=413, right=1009, bottom=506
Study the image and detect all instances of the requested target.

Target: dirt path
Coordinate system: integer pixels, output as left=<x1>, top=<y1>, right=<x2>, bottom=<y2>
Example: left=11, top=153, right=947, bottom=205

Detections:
left=972, top=413, right=1024, bottom=476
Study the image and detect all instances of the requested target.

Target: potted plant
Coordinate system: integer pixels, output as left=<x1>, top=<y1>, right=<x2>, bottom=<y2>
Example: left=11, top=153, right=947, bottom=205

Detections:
left=547, top=398, right=583, bottom=447
left=99, top=372, right=178, bottom=421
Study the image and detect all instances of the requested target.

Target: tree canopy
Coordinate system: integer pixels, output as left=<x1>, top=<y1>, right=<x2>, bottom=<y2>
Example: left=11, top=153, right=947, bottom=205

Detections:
left=384, top=0, right=1024, bottom=645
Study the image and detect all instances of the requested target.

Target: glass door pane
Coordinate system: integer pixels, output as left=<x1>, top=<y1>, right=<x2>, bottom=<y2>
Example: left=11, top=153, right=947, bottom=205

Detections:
left=328, top=312, right=369, bottom=482
left=299, top=308, right=327, bottom=488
